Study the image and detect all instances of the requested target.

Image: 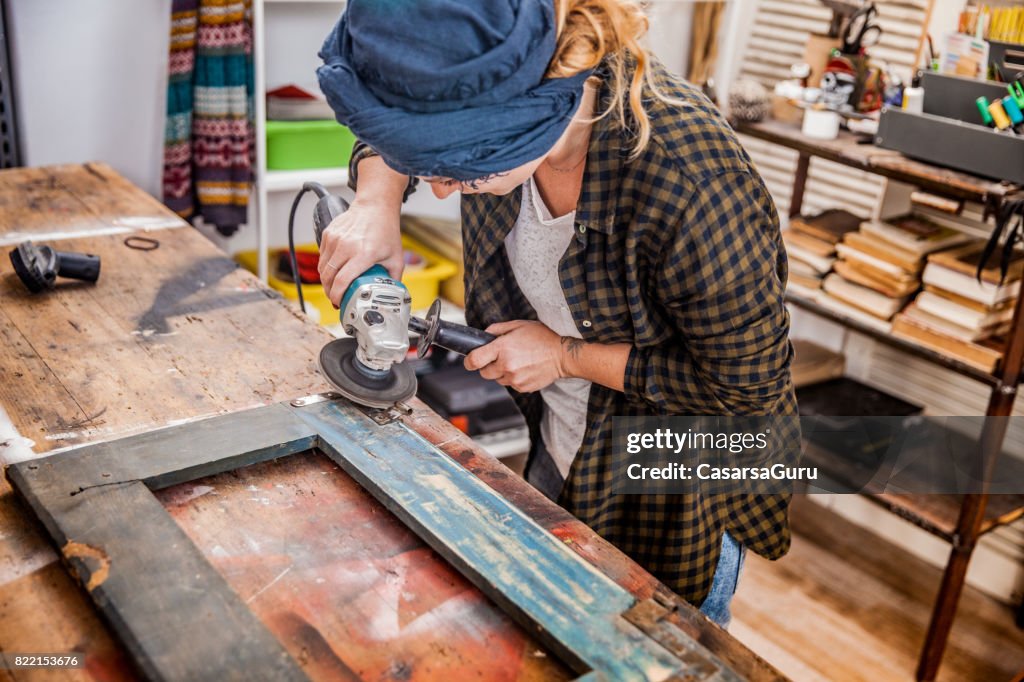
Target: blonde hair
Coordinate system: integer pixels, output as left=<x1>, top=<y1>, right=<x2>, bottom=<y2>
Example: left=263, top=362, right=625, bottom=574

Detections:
left=547, top=0, right=671, bottom=157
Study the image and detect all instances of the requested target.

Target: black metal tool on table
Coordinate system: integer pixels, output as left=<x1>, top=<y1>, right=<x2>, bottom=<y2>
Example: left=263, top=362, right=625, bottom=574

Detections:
left=9, top=241, right=101, bottom=293
left=288, top=181, right=495, bottom=409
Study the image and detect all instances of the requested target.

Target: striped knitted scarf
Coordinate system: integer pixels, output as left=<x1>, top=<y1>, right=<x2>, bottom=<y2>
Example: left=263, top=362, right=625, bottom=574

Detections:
left=163, top=0, right=254, bottom=235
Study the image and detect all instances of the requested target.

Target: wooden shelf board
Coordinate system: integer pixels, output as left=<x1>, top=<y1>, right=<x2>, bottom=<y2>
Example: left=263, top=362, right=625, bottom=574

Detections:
left=801, top=443, right=1024, bottom=542
left=263, top=167, right=349, bottom=192
left=736, top=119, right=1019, bottom=205
left=866, top=492, right=1024, bottom=541
left=786, top=292, right=1000, bottom=386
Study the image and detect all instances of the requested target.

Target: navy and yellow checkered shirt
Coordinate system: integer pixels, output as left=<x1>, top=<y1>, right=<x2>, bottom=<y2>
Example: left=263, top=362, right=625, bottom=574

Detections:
left=350, top=59, right=796, bottom=605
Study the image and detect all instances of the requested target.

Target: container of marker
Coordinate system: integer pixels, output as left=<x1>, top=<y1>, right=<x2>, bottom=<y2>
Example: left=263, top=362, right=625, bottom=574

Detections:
left=876, top=70, right=1024, bottom=183
left=914, top=71, right=1008, bottom=121
left=1003, top=96, right=1023, bottom=133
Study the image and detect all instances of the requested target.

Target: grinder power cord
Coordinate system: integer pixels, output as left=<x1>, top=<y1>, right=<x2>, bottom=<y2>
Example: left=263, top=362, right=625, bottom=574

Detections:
left=287, top=182, right=495, bottom=408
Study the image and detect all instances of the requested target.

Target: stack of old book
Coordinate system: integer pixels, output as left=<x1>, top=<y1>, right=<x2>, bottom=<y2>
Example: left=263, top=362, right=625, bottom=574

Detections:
left=893, top=240, right=1022, bottom=372
left=820, top=213, right=971, bottom=328
left=783, top=209, right=863, bottom=294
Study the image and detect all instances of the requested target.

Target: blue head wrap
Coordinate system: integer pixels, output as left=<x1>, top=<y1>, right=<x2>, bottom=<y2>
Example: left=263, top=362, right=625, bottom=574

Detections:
left=316, top=0, right=592, bottom=181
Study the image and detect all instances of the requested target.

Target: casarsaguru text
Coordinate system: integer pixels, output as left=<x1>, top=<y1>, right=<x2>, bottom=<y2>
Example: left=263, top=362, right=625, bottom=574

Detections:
left=626, top=463, right=818, bottom=481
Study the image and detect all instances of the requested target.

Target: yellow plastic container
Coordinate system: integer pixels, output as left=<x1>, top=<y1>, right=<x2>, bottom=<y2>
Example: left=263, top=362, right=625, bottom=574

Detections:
left=236, top=235, right=458, bottom=326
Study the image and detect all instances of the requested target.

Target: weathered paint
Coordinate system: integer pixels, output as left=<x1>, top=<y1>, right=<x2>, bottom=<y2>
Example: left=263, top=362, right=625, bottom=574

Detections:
left=294, top=399, right=741, bottom=682
left=7, top=395, right=742, bottom=681
left=158, top=451, right=573, bottom=681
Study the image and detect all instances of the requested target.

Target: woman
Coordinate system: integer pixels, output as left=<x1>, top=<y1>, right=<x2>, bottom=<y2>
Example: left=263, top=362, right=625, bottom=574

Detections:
left=316, top=0, right=796, bottom=628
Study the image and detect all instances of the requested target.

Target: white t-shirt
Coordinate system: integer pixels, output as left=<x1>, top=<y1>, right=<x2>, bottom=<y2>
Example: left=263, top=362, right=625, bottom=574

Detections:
left=503, top=177, right=591, bottom=478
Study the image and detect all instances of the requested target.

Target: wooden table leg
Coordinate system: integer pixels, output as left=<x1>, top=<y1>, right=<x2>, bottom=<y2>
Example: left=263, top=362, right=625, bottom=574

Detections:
left=789, top=153, right=810, bottom=219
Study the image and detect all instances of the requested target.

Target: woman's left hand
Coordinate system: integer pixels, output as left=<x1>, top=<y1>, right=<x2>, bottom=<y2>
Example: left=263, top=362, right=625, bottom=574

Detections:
left=464, top=320, right=569, bottom=392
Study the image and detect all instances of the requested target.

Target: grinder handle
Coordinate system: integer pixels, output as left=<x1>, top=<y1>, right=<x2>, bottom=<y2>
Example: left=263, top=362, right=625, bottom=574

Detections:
left=430, top=320, right=497, bottom=356
left=55, top=250, right=101, bottom=283
left=312, top=194, right=350, bottom=246
left=308, top=189, right=391, bottom=288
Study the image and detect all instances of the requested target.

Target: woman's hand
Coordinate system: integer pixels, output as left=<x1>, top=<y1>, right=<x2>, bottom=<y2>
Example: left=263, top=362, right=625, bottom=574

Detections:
left=318, top=199, right=403, bottom=307
left=466, top=320, right=632, bottom=393
left=318, top=156, right=408, bottom=307
left=464, top=320, right=568, bottom=393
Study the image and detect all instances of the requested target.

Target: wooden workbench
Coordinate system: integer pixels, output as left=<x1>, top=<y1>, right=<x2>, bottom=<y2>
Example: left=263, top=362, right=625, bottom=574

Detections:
left=0, top=163, right=781, bottom=681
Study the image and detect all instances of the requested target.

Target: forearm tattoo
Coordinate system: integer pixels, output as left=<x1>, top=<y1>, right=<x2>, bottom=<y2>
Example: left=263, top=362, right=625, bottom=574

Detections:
left=462, top=172, right=508, bottom=190
left=561, top=336, right=585, bottom=359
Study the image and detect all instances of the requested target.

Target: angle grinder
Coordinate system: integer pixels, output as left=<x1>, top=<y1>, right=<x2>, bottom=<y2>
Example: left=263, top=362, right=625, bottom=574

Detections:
left=290, top=182, right=496, bottom=409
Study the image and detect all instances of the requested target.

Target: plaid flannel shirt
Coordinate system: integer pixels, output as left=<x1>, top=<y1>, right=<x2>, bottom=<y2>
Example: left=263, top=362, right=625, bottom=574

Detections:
left=349, top=59, right=796, bottom=605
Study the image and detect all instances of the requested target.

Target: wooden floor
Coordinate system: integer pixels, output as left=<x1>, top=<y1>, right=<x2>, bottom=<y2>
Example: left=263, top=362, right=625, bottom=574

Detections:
left=732, top=496, right=1024, bottom=682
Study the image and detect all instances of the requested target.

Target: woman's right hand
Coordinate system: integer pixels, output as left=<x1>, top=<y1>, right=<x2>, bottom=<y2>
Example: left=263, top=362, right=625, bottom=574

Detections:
left=318, top=198, right=404, bottom=307
left=318, top=155, right=409, bottom=307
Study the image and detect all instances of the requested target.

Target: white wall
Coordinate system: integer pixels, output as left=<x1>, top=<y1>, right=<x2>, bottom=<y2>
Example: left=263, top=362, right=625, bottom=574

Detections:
left=8, top=0, right=171, bottom=197
left=927, top=0, right=966, bottom=60
left=264, top=1, right=342, bottom=95
left=715, top=0, right=759, bottom=101
left=646, top=0, right=694, bottom=77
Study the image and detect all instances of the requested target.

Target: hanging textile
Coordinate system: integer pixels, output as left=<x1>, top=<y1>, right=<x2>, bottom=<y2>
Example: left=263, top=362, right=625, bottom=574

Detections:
left=163, top=0, right=254, bottom=236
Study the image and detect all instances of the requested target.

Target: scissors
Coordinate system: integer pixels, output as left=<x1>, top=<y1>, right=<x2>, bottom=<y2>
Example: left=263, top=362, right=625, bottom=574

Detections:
left=841, top=2, right=883, bottom=54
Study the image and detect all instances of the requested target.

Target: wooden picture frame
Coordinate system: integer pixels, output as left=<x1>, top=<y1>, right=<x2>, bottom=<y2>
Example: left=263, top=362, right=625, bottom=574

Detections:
left=6, top=395, right=733, bottom=681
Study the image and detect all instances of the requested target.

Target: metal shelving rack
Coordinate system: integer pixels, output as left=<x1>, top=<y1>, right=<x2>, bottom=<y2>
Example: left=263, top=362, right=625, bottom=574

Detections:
left=738, top=119, right=1024, bottom=682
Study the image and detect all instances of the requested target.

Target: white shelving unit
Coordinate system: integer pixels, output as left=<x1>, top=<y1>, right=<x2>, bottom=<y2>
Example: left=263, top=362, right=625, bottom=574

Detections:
left=252, top=0, right=269, bottom=280
left=244, top=0, right=460, bottom=277
left=251, top=0, right=348, bottom=280
left=263, top=167, right=349, bottom=193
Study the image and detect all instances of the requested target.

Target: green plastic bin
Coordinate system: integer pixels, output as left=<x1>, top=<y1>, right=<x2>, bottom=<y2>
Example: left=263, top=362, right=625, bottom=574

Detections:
left=265, top=120, right=356, bottom=170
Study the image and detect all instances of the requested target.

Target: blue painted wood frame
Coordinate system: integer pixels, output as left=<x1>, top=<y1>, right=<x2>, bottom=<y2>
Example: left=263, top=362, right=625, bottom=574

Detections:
left=6, top=397, right=739, bottom=682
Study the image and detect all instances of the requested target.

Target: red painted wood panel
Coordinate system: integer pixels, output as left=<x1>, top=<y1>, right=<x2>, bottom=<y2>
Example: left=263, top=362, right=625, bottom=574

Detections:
left=155, top=451, right=572, bottom=681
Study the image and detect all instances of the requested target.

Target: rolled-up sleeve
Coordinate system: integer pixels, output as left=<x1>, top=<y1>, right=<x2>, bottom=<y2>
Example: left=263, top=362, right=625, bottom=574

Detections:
left=623, top=170, right=793, bottom=415
left=346, top=140, right=418, bottom=201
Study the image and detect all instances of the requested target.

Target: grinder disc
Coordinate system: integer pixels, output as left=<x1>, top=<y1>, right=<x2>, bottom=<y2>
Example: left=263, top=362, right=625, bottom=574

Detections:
left=318, top=338, right=417, bottom=409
